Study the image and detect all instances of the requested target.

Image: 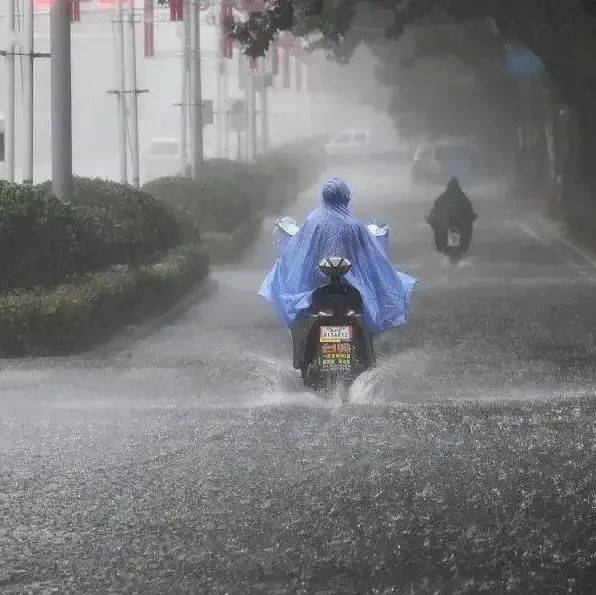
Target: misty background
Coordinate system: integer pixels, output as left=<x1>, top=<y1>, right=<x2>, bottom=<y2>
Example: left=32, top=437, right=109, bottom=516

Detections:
left=0, top=0, right=403, bottom=184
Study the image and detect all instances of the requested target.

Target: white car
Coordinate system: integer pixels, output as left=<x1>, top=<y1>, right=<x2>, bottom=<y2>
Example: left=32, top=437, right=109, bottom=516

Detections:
left=142, top=137, right=216, bottom=182
left=325, top=129, right=370, bottom=157
left=143, top=138, right=184, bottom=182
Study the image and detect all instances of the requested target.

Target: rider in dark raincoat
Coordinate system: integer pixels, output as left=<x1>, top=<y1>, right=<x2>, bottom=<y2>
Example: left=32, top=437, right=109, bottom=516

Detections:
left=428, top=177, right=477, bottom=253
left=260, top=179, right=417, bottom=365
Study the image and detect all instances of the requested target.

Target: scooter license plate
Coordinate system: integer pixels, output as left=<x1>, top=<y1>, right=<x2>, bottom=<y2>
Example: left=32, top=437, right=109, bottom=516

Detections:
left=447, top=229, right=461, bottom=247
left=319, top=342, right=352, bottom=371
left=320, top=326, right=353, bottom=343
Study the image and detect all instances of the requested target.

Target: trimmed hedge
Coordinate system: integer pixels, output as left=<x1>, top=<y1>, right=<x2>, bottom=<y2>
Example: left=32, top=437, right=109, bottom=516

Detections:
left=0, top=138, right=326, bottom=354
left=0, top=181, right=97, bottom=290
left=191, top=159, right=271, bottom=211
left=201, top=211, right=263, bottom=264
left=0, top=178, right=182, bottom=292
left=143, top=137, right=328, bottom=261
left=37, top=177, right=181, bottom=268
left=143, top=174, right=249, bottom=236
left=0, top=243, right=208, bottom=356
left=255, top=135, right=327, bottom=190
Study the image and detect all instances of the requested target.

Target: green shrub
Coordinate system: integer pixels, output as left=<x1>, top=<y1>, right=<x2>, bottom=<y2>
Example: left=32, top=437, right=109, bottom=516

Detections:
left=143, top=174, right=253, bottom=235
left=195, top=160, right=271, bottom=211
left=254, top=136, right=328, bottom=210
left=143, top=139, right=327, bottom=235
left=143, top=137, right=328, bottom=262
left=0, top=181, right=98, bottom=291
left=37, top=177, right=181, bottom=267
left=0, top=177, right=184, bottom=291
left=0, top=243, right=208, bottom=356
left=257, top=135, right=328, bottom=186
left=201, top=211, right=263, bottom=264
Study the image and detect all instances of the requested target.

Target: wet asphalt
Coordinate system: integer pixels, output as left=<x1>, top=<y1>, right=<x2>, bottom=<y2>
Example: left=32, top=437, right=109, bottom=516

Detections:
left=1, top=162, right=596, bottom=593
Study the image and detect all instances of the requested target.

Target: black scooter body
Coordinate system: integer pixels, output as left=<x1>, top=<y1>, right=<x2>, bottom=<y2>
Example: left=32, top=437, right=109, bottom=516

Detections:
left=275, top=220, right=383, bottom=393
left=292, top=262, right=376, bottom=391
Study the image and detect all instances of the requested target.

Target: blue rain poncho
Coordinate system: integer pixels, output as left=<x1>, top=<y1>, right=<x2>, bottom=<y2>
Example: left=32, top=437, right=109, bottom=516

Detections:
left=259, top=178, right=417, bottom=335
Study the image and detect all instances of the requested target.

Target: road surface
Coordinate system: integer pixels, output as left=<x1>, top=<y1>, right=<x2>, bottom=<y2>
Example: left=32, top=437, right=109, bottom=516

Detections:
left=1, top=162, right=595, bottom=592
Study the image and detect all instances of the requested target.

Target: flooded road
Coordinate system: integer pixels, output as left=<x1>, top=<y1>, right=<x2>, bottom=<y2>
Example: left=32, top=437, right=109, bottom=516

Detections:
left=2, top=162, right=596, bottom=592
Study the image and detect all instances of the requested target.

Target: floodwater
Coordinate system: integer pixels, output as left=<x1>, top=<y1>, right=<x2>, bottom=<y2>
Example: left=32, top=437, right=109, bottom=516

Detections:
left=2, top=161, right=595, bottom=413
left=2, top=161, right=596, bottom=593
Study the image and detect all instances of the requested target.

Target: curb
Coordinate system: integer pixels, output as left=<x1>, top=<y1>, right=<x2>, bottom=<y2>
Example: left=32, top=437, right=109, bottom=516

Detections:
left=86, top=276, right=216, bottom=360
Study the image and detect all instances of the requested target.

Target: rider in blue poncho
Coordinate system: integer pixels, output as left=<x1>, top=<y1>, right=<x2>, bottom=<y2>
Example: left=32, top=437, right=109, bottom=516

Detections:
left=260, top=178, right=417, bottom=337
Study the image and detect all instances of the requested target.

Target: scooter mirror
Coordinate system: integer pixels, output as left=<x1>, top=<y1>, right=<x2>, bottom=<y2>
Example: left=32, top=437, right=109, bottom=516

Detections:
left=277, top=216, right=300, bottom=237
left=366, top=223, right=389, bottom=238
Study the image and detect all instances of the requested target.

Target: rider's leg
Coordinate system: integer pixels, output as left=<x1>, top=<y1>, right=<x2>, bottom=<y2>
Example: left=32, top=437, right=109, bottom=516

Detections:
left=433, top=227, right=447, bottom=252
left=291, top=314, right=309, bottom=370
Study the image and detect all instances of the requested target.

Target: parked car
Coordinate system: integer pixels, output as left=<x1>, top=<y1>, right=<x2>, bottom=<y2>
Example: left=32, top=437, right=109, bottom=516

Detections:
left=143, top=138, right=183, bottom=182
left=142, top=137, right=216, bottom=182
left=411, top=138, right=476, bottom=185
left=325, top=129, right=370, bottom=157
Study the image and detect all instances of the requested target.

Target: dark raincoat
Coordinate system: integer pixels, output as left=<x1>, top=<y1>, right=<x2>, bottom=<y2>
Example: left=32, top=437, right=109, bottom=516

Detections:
left=428, top=177, right=477, bottom=252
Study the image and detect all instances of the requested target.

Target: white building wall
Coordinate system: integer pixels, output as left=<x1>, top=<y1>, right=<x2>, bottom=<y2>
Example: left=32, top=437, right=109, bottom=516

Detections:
left=0, top=0, right=315, bottom=184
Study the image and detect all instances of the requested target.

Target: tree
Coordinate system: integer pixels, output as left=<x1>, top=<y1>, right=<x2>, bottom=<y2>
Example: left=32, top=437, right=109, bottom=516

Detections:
left=233, top=0, right=596, bottom=228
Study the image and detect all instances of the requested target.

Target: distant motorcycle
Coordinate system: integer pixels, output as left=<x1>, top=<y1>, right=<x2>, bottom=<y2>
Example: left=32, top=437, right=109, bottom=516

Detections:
left=425, top=213, right=475, bottom=265
left=276, top=218, right=386, bottom=392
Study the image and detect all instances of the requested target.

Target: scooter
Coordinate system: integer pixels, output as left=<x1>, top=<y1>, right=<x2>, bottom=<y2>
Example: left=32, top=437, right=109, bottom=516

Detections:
left=424, top=215, right=472, bottom=265
left=276, top=218, right=385, bottom=392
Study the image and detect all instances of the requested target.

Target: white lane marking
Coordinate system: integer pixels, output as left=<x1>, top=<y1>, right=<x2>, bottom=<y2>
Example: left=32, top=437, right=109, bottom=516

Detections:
left=552, top=233, right=596, bottom=272
left=511, top=219, right=580, bottom=272
left=511, top=220, right=549, bottom=246
left=512, top=219, right=596, bottom=272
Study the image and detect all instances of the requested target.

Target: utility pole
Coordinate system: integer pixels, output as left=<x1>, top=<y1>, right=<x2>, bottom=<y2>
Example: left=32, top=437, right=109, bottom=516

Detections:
left=216, top=1, right=229, bottom=159
left=23, top=0, right=34, bottom=185
left=180, top=1, right=190, bottom=175
left=220, top=0, right=232, bottom=159
left=216, top=57, right=222, bottom=158
left=244, top=58, right=256, bottom=161
left=243, top=56, right=249, bottom=161
left=222, top=59, right=230, bottom=158
left=248, top=61, right=257, bottom=160
left=260, top=57, right=269, bottom=153
left=4, top=0, right=16, bottom=182
left=115, top=0, right=128, bottom=183
left=126, top=0, right=140, bottom=187
left=50, top=0, right=72, bottom=201
left=188, top=0, right=203, bottom=178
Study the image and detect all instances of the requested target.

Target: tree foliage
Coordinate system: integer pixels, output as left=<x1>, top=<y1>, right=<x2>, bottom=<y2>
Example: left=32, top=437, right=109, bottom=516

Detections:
left=232, top=0, right=596, bottom=92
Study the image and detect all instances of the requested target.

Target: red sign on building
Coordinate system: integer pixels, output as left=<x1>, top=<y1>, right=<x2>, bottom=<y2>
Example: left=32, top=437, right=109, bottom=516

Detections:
left=144, top=0, right=155, bottom=57
left=221, top=2, right=234, bottom=59
left=170, top=0, right=183, bottom=22
left=70, top=0, right=80, bottom=22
